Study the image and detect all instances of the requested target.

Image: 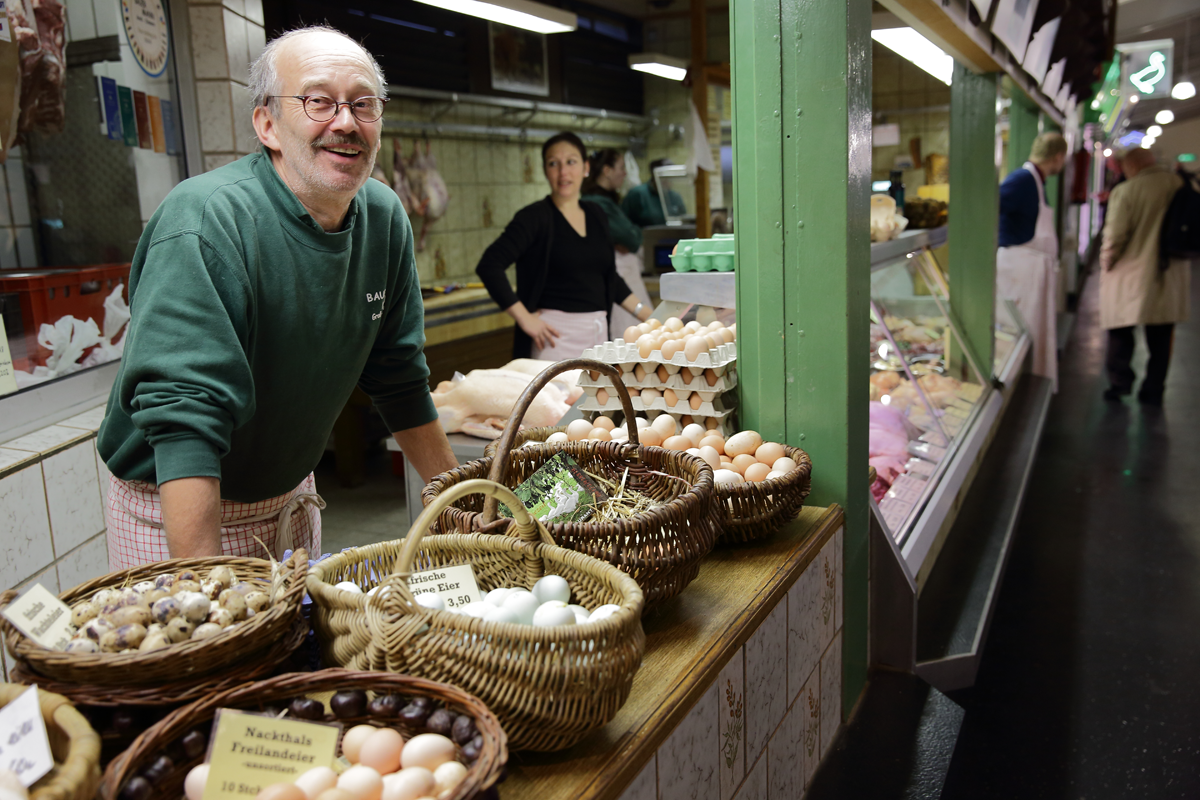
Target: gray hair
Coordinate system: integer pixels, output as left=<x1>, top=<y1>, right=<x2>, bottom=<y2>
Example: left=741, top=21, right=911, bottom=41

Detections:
left=248, top=25, right=388, bottom=111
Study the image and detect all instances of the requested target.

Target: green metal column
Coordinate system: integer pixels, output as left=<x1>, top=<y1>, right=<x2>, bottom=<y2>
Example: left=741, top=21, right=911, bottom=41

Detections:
left=1006, top=88, right=1039, bottom=178
left=949, top=63, right=998, bottom=374
left=731, top=0, right=871, bottom=715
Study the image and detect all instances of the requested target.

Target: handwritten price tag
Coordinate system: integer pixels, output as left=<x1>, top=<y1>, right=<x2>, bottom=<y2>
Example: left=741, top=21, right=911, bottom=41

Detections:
left=407, top=564, right=482, bottom=610
left=1, top=584, right=73, bottom=651
left=0, top=686, right=53, bottom=786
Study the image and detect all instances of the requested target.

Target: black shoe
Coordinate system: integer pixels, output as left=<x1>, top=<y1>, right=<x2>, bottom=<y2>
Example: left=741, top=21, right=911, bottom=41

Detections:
left=1103, top=386, right=1131, bottom=402
left=1137, top=390, right=1163, bottom=406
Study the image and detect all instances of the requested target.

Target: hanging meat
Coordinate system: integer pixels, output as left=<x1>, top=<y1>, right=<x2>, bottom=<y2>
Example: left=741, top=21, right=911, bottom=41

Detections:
left=391, top=138, right=450, bottom=252
left=11, top=0, right=66, bottom=141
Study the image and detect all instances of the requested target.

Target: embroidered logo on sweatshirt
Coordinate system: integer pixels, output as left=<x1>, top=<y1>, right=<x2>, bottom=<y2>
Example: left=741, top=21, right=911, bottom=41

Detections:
left=367, top=290, right=386, bottom=320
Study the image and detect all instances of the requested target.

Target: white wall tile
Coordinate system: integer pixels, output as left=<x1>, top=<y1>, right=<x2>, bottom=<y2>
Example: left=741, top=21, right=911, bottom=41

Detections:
left=0, top=465, right=52, bottom=591
left=43, top=442, right=104, bottom=556
left=221, top=0, right=244, bottom=16
left=243, top=0, right=263, bottom=25
left=58, top=406, right=106, bottom=432
left=0, top=229, right=17, bottom=269
left=0, top=447, right=38, bottom=475
left=223, top=9, right=249, bottom=83
left=56, top=533, right=110, bottom=594
left=19, top=563, right=60, bottom=594
left=717, top=648, right=745, bottom=800
left=6, top=159, right=31, bottom=225
left=189, top=5, right=228, bottom=79
left=196, top=80, right=234, bottom=152
left=203, top=153, right=237, bottom=172
left=744, top=601, right=787, bottom=761
left=765, top=699, right=804, bottom=800
left=619, top=756, right=656, bottom=800
left=787, top=555, right=824, bottom=707
left=229, top=82, right=257, bottom=154
left=4, top=425, right=91, bottom=456
left=800, top=671, right=821, bottom=789
left=835, top=526, right=844, bottom=633
left=133, top=148, right=179, bottom=221
left=657, top=681, right=719, bottom=800
left=95, top=444, right=112, bottom=509
left=64, top=0, right=97, bottom=40
left=732, top=744, right=767, bottom=800
left=94, top=0, right=120, bottom=37
left=820, top=632, right=842, bottom=760
left=245, top=21, right=265, bottom=69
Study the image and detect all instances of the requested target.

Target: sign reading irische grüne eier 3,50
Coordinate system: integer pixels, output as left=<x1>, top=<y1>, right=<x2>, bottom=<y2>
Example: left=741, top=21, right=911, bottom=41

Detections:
left=1116, top=40, right=1174, bottom=99
left=122, top=0, right=170, bottom=78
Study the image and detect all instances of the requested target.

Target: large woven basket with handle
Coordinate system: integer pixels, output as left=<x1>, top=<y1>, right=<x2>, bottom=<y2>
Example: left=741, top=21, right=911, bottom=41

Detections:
left=0, top=552, right=307, bottom=687
left=423, top=358, right=717, bottom=607
left=99, top=669, right=506, bottom=800
left=0, top=684, right=101, bottom=800
left=491, top=425, right=813, bottom=544
left=307, top=478, right=645, bottom=752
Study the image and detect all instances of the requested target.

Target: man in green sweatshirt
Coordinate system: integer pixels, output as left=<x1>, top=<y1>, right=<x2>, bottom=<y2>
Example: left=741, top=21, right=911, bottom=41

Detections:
left=96, top=26, right=458, bottom=567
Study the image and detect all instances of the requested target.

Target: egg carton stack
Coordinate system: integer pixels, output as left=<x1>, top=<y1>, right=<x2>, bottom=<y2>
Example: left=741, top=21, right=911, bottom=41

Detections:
left=577, top=318, right=738, bottom=437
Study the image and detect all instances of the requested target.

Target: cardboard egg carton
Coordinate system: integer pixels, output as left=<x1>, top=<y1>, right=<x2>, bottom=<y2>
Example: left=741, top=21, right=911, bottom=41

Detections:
left=580, top=339, right=738, bottom=371
left=576, top=367, right=738, bottom=397
left=579, top=388, right=736, bottom=419
left=585, top=407, right=739, bottom=439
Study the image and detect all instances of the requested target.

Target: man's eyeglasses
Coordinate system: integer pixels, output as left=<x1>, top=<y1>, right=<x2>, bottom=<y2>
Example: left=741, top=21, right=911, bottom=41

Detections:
left=265, top=95, right=389, bottom=123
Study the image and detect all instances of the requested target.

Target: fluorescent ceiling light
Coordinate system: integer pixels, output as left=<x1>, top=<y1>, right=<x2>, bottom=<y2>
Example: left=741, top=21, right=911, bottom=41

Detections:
left=628, top=53, right=688, bottom=82
left=1103, top=148, right=1113, bottom=157
left=1147, top=125, right=1163, bottom=137
left=413, top=0, right=576, bottom=33
left=871, top=28, right=953, bottom=86
left=1172, top=80, right=1196, bottom=100
left=1142, top=136, right=1156, bottom=149
left=1155, top=109, right=1175, bottom=125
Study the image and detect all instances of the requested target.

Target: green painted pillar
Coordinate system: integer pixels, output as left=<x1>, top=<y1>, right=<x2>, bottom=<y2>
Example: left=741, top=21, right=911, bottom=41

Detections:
left=949, top=63, right=998, bottom=375
left=1040, top=114, right=1063, bottom=235
left=731, top=0, right=871, bottom=715
left=1007, top=87, right=1039, bottom=178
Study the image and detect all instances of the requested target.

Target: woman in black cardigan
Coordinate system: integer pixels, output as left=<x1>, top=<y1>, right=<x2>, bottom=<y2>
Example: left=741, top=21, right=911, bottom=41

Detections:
left=476, top=131, right=652, bottom=359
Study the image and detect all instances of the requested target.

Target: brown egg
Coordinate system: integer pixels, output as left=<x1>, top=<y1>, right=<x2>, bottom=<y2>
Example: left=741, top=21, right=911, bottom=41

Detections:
left=588, top=427, right=612, bottom=441
left=596, top=388, right=609, bottom=404
left=684, top=336, right=707, bottom=362
left=703, top=335, right=719, bottom=351
left=657, top=364, right=671, bottom=383
left=646, top=318, right=662, bottom=330
left=257, top=784, right=307, bottom=800
left=725, top=431, right=764, bottom=458
left=637, top=335, right=656, bottom=358
left=664, top=317, right=684, bottom=332
left=704, top=369, right=720, bottom=386
left=566, top=419, right=594, bottom=442
left=744, top=463, right=773, bottom=483
left=315, top=790, right=358, bottom=800
left=680, top=415, right=694, bottom=426
left=623, top=325, right=640, bottom=342
left=697, top=445, right=721, bottom=470
left=719, top=455, right=733, bottom=465
left=634, top=363, right=647, bottom=381
left=755, top=442, right=786, bottom=465
left=592, top=416, right=615, bottom=431
left=689, top=393, right=703, bottom=410
left=663, top=388, right=680, bottom=407
left=699, top=435, right=725, bottom=454
left=358, top=728, right=406, bottom=775
left=651, top=414, right=677, bottom=437
left=638, top=427, right=664, bottom=446
left=685, top=320, right=703, bottom=333
left=663, top=435, right=693, bottom=451
left=705, top=417, right=720, bottom=430
left=732, top=453, right=759, bottom=475
left=678, top=370, right=695, bottom=385
left=661, top=339, right=683, bottom=359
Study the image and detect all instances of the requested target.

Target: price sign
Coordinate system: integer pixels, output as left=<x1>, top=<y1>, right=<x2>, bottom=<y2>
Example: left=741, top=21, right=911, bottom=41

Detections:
left=1, top=584, right=73, bottom=651
left=0, top=316, right=17, bottom=396
left=0, top=686, right=53, bottom=786
left=202, top=710, right=341, bottom=800
left=407, top=564, right=482, bottom=610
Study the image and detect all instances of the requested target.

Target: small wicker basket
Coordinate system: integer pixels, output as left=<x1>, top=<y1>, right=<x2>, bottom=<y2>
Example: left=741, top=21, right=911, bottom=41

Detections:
left=0, top=552, right=307, bottom=688
left=492, top=426, right=813, bottom=544
left=0, top=684, right=101, bottom=800
left=99, top=669, right=507, bottom=800
left=423, top=358, right=717, bottom=607
left=308, top=478, right=646, bottom=752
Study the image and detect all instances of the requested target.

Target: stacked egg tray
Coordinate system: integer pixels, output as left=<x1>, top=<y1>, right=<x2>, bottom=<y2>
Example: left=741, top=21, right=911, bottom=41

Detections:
left=577, top=340, right=738, bottom=436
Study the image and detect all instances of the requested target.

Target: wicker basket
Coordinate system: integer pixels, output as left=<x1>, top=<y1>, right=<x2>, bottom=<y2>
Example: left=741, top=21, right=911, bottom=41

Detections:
left=423, top=358, right=717, bottom=607
left=99, top=669, right=507, bottom=800
left=492, top=426, right=814, bottom=544
left=308, top=478, right=646, bottom=752
left=0, top=551, right=307, bottom=687
left=0, top=684, right=101, bottom=800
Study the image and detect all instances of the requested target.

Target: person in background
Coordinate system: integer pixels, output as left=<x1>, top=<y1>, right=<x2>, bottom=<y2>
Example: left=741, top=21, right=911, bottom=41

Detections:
left=622, top=157, right=688, bottom=227
left=996, top=132, right=1068, bottom=391
left=582, top=148, right=654, bottom=338
left=476, top=132, right=652, bottom=360
left=96, top=26, right=458, bottom=568
left=1099, top=147, right=1189, bottom=405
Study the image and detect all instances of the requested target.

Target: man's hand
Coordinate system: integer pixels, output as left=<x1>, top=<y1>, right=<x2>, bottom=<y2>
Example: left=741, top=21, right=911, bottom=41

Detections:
left=160, top=477, right=222, bottom=557
left=393, top=419, right=459, bottom=484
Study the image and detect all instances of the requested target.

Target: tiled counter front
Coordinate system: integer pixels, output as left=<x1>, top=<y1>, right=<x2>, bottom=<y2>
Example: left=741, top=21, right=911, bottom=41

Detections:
left=621, top=529, right=843, bottom=800
left=0, top=406, right=111, bottom=679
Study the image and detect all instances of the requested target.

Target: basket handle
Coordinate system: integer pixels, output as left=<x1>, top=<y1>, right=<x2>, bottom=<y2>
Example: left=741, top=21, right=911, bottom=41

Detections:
left=482, top=358, right=639, bottom=522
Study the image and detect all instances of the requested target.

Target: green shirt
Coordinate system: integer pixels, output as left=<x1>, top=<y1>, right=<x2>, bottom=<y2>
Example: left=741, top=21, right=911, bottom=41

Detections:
left=97, top=149, right=437, bottom=503
left=581, top=193, right=642, bottom=252
left=621, top=181, right=688, bottom=227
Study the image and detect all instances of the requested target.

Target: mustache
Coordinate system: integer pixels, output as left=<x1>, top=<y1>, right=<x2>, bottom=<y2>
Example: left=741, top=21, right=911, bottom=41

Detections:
left=312, top=135, right=370, bottom=149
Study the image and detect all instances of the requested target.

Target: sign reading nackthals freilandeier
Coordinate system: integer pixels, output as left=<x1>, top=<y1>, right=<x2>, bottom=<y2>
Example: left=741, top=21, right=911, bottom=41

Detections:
left=202, top=710, right=342, bottom=800
left=0, top=316, right=18, bottom=396
left=1117, top=40, right=1174, bottom=99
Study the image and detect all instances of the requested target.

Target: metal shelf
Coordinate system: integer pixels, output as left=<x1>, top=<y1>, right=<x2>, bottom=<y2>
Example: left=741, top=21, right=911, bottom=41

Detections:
left=658, top=271, right=736, bottom=309
left=870, top=226, right=948, bottom=271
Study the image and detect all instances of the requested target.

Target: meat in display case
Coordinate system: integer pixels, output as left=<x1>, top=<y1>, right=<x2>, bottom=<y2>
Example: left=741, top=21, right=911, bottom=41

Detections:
left=867, top=241, right=992, bottom=544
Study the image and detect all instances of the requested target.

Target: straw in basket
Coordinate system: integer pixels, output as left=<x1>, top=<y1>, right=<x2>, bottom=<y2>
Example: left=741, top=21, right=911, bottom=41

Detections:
left=99, top=669, right=507, bottom=800
left=0, top=684, right=101, bottom=800
left=307, top=478, right=646, bottom=751
left=422, top=358, right=717, bottom=607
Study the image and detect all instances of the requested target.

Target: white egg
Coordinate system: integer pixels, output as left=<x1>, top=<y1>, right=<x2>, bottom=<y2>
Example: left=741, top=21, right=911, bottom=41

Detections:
left=380, top=767, right=435, bottom=800
left=772, top=456, right=798, bottom=472
left=767, top=469, right=788, bottom=480
left=546, top=431, right=569, bottom=443
left=460, top=602, right=490, bottom=618
left=338, top=765, right=384, bottom=800
left=698, top=445, right=721, bottom=471
left=294, top=767, right=338, bottom=800
left=682, top=423, right=707, bottom=446
left=532, top=575, right=571, bottom=604
left=184, top=764, right=209, bottom=800
left=714, top=469, right=745, bottom=486
left=482, top=605, right=520, bottom=624
left=485, top=587, right=514, bottom=606
left=432, top=761, right=469, bottom=797
left=334, top=581, right=363, bottom=594
left=651, top=414, right=677, bottom=437
left=567, top=604, right=591, bottom=623
left=502, top=591, right=541, bottom=624
left=414, top=593, right=444, bottom=611
left=400, top=734, right=458, bottom=771
left=588, top=604, right=621, bottom=622
left=533, top=602, right=577, bottom=627
left=634, top=416, right=651, bottom=429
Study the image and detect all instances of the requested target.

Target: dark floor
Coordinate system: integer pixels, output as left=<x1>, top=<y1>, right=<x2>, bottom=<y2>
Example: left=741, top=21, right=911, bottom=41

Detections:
left=941, top=264, right=1200, bottom=798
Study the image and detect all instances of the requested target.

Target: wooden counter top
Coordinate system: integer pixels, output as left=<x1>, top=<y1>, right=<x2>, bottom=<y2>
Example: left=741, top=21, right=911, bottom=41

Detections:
left=499, top=505, right=844, bottom=799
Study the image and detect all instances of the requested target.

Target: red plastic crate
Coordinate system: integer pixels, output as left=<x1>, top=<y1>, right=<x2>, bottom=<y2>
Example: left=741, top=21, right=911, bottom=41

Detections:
left=0, top=263, right=131, bottom=370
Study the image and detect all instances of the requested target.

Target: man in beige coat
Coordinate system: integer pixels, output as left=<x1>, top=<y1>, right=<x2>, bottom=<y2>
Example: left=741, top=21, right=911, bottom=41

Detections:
left=1099, top=148, right=1189, bottom=404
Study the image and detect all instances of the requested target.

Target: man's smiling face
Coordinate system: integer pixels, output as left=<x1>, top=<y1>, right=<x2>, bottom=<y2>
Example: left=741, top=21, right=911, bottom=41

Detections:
left=255, top=31, right=383, bottom=206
